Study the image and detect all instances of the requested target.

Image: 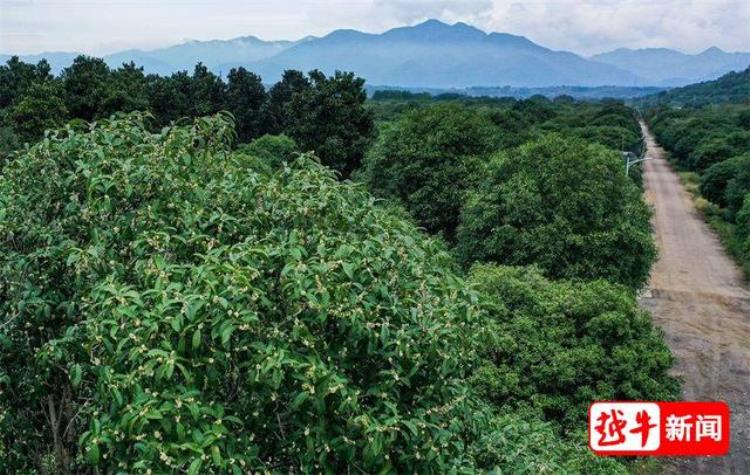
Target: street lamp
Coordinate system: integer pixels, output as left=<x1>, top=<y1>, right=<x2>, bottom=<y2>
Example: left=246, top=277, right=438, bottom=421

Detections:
left=623, top=153, right=653, bottom=176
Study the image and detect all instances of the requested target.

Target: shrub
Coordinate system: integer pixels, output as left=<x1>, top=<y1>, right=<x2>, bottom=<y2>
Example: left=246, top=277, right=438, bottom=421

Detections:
left=470, top=414, right=626, bottom=474
left=0, top=112, right=493, bottom=473
left=687, top=135, right=740, bottom=171
left=724, top=156, right=750, bottom=220
left=736, top=194, right=750, bottom=275
left=468, top=265, right=679, bottom=431
left=456, top=134, right=656, bottom=288
left=700, top=154, right=749, bottom=207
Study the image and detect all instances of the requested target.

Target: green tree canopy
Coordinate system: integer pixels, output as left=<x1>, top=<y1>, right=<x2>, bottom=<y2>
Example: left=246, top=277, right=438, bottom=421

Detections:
left=361, top=104, right=500, bottom=241
left=700, top=153, right=750, bottom=208
left=469, top=265, right=679, bottom=431
left=264, top=69, right=310, bottom=134
left=0, top=113, right=486, bottom=473
left=287, top=70, right=374, bottom=178
left=0, top=57, right=52, bottom=109
left=147, top=71, right=193, bottom=125
left=60, top=55, right=111, bottom=121
left=224, top=67, right=268, bottom=142
left=101, top=62, right=149, bottom=115
left=9, top=81, right=68, bottom=143
left=235, top=133, right=298, bottom=172
left=189, top=63, right=226, bottom=117
left=456, top=134, right=656, bottom=288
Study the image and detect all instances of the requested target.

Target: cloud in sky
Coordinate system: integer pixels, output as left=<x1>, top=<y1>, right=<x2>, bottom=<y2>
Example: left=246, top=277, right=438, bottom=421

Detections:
left=1, top=0, right=748, bottom=55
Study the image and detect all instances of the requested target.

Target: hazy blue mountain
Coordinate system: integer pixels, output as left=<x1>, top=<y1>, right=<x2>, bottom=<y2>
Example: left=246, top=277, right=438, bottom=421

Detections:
left=104, top=35, right=315, bottom=74
left=244, top=20, right=641, bottom=87
left=592, top=47, right=750, bottom=86
left=0, top=52, right=81, bottom=74
left=3, top=20, right=748, bottom=88
left=0, top=36, right=308, bottom=76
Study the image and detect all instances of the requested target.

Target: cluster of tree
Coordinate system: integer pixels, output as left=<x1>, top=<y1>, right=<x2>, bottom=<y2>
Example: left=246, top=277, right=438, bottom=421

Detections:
left=0, top=114, right=676, bottom=473
left=0, top=53, right=677, bottom=472
left=360, top=98, right=653, bottom=288
left=368, top=93, right=643, bottom=152
left=0, top=56, right=374, bottom=177
left=649, top=105, right=750, bottom=172
left=648, top=104, right=750, bottom=275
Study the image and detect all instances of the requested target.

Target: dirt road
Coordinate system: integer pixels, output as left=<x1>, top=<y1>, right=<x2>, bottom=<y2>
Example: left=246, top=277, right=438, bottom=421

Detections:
left=638, top=120, right=750, bottom=474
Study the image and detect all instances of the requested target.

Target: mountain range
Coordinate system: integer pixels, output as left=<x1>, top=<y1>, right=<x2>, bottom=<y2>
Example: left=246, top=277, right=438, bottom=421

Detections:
left=2, top=20, right=748, bottom=88
left=592, top=47, right=750, bottom=86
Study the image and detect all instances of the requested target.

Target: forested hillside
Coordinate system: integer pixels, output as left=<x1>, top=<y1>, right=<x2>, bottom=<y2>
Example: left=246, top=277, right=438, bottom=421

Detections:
left=640, top=67, right=750, bottom=107
left=0, top=55, right=679, bottom=473
left=648, top=103, right=750, bottom=275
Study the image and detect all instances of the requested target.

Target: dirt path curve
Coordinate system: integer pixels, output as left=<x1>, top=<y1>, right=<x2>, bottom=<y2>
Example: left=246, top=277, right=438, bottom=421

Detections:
left=638, top=120, right=750, bottom=474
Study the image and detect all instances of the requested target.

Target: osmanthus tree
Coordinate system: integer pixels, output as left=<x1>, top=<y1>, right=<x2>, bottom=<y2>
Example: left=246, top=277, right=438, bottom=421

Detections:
left=264, top=69, right=311, bottom=134
left=0, top=57, right=53, bottom=109
left=456, top=134, right=657, bottom=289
left=224, top=67, right=268, bottom=143
left=700, top=153, right=750, bottom=211
left=9, top=81, right=68, bottom=143
left=146, top=70, right=194, bottom=126
left=101, top=61, right=150, bottom=116
left=286, top=70, right=375, bottom=178
left=468, top=265, right=679, bottom=432
left=0, top=113, right=630, bottom=474
left=60, top=55, right=111, bottom=121
left=189, top=63, right=226, bottom=118
left=235, top=133, right=299, bottom=172
left=360, top=104, right=501, bottom=242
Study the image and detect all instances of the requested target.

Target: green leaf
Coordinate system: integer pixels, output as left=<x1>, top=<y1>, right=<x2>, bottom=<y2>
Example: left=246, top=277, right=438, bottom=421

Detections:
left=187, top=458, right=203, bottom=475
left=221, top=324, right=234, bottom=346
left=70, top=364, right=82, bottom=388
left=88, top=443, right=99, bottom=464
left=211, top=445, right=222, bottom=466
left=192, top=329, right=201, bottom=350
left=343, top=263, right=354, bottom=279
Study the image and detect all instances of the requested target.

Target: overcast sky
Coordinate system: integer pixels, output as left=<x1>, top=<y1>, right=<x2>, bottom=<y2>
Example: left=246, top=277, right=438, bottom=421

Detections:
left=1, top=0, right=749, bottom=56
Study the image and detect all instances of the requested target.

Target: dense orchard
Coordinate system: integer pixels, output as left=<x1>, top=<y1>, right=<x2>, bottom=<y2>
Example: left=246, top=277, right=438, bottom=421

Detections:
left=0, top=54, right=683, bottom=473
left=0, top=114, right=671, bottom=473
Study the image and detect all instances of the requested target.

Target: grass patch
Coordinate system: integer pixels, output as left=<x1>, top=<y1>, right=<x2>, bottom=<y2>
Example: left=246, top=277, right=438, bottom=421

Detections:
left=677, top=171, right=700, bottom=196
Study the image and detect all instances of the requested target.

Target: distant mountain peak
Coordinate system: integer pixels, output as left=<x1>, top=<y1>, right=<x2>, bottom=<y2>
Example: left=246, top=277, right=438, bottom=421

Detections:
left=699, top=46, right=725, bottom=55
left=415, top=18, right=447, bottom=27
left=381, top=18, right=486, bottom=42
left=227, top=35, right=265, bottom=43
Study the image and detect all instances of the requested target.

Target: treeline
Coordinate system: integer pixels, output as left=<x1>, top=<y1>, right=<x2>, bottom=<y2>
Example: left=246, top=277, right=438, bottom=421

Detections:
left=0, top=55, right=374, bottom=177
left=649, top=105, right=750, bottom=274
left=368, top=92, right=645, bottom=155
